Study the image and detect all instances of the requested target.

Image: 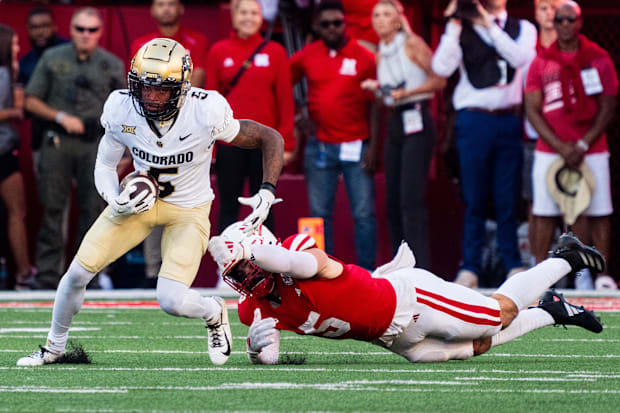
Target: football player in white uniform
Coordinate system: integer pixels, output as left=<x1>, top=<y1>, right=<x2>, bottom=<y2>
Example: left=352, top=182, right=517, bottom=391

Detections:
left=17, top=38, right=285, bottom=367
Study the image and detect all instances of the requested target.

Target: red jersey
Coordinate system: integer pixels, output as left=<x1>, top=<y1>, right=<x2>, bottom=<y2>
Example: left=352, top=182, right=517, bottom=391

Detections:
left=237, top=234, right=397, bottom=341
left=525, top=43, right=618, bottom=154
left=206, top=33, right=295, bottom=151
left=290, top=38, right=376, bottom=144
left=131, top=27, right=209, bottom=70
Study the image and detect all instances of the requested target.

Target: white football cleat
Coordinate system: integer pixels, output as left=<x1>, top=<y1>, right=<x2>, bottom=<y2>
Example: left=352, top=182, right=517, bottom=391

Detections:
left=206, top=297, right=232, bottom=365
left=454, top=269, right=478, bottom=289
left=17, top=346, right=64, bottom=366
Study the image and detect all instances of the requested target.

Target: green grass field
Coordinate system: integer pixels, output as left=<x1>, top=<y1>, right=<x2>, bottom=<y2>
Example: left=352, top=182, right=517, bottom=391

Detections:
left=1, top=301, right=619, bottom=413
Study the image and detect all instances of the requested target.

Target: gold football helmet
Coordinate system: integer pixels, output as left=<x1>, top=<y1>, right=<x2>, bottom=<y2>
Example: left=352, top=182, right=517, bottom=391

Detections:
left=128, top=38, right=193, bottom=121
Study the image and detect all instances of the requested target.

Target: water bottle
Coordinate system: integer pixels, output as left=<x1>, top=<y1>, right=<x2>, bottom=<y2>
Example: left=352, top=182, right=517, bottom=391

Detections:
left=0, top=257, right=7, bottom=290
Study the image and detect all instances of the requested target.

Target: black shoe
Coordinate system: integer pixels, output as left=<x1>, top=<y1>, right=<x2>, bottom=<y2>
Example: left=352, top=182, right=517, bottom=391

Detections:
left=538, top=290, right=603, bottom=333
left=139, top=277, right=158, bottom=289
left=549, top=233, right=606, bottom=274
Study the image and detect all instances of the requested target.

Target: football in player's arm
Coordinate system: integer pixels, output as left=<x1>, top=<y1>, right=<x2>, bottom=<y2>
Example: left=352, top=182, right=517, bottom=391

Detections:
left=17, top=38, right=283, bottom=367
left=209, top=225, right=605, bottom=365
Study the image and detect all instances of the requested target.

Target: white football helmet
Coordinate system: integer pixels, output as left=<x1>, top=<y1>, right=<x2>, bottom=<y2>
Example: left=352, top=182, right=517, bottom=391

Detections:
left=218, top=222, right=279, bottom=297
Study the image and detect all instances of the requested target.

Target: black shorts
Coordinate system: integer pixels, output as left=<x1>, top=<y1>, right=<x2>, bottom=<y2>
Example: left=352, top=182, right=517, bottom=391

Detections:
left=0, top=149, right=20, bottom=183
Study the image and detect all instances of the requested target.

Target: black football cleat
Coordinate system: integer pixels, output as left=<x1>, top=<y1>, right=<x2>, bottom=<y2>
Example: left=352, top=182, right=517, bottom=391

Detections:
left=549, top=233, right=606, bottom=274
left=538, top=290, right=603, bottom=333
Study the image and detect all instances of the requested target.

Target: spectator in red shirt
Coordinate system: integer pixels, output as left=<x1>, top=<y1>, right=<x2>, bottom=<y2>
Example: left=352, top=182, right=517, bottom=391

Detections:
left=525, top=2, right=619, bottom=289
left=131, top=0, right=208, bottom=88
left=290, top=1, right=379, bottom=270
left=207, top=0, right=295, bottom=233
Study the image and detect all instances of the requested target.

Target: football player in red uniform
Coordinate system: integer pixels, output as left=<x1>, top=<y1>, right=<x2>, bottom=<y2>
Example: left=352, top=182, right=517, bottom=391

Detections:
left=209, top=224, right=604, bottom=364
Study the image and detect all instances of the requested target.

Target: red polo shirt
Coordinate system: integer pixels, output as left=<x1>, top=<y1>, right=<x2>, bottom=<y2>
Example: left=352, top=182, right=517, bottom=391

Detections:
left=290, top=38, right=375, bottom=144
left=131, top=27, right=209, bottom=71
left=206, top=32, right=295, bottom=151
left=526, top=50, right=618, bottom=154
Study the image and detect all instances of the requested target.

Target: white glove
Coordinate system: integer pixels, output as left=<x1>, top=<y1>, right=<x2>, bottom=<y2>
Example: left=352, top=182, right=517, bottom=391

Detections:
left=247, top=308, right=279, bottom=364
left=238, top=189, right=282, bottom=233
left=109, top=185, right=155, bottom=217
left=208, top=235, right=252, bottom=274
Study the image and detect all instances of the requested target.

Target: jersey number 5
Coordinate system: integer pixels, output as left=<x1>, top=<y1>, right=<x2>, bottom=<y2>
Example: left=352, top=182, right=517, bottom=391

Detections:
left=298, top=311, right=351, bottom=338
left=148, top=167, right=178, bottom=198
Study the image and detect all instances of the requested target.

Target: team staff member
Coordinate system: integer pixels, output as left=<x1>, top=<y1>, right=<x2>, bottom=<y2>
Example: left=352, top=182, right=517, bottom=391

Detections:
left=290, top=0, right=379, bottom=270
left=25, top=7, right=125, bottom=290
left=131, top=0, right=208, bottom=87
left=525, top=1, right=618, bottom=289
left=207, top=0, right=295, bottom=233
left=362, top=0, right=446, bottom=269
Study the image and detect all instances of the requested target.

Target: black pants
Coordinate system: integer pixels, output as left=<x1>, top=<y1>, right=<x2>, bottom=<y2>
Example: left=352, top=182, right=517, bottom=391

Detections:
left=384, top=102, right=436, bottom=269
left=214, top=144, right=274, bottom=233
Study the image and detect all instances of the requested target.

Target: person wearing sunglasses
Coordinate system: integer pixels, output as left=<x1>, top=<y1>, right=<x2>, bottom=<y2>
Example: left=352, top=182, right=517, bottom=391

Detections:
left=290, top=0, right=379, bottom=271
left=524, top=1, right=619, bottom=290
left=432, top=0, right=537, bottom=289
left=18, top=7, right=68, bottom=174
left=24, top=7, right=125, bottom=290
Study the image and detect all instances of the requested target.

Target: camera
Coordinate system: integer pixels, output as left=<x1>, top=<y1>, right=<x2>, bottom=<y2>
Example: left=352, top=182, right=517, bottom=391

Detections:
left=377, top=81, right=406, bottom=98
left=452, top=0, right=482, bottom=20
left=376, top=81, right=406, bottom=105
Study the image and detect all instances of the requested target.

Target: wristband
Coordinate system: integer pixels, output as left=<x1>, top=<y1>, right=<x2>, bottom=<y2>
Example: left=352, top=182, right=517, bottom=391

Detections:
left=260, top=182, right=276, bottom=195
left=55, top=111, right=66, bottom=124
left=576, top=139, right=589, bottom=152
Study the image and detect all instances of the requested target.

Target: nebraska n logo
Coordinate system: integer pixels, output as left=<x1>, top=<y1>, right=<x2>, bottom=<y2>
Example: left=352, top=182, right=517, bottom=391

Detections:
left=122, top=125, right=136, bottom=134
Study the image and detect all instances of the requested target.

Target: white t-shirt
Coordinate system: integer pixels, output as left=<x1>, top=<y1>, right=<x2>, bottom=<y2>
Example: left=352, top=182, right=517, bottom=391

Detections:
left=98, top=88, right=240, bottom=208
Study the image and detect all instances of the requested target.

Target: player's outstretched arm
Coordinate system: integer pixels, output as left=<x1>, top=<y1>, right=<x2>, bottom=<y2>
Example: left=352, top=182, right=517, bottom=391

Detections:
left=251, top=244, right=344, bottom=280
left=230, top=120, right=285, bottom=231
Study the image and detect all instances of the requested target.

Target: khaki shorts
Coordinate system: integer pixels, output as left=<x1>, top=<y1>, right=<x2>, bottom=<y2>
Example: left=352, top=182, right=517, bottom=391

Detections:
left=532, top=151, right=613, bottom=217
left=76, top=200, right=211, bottom=286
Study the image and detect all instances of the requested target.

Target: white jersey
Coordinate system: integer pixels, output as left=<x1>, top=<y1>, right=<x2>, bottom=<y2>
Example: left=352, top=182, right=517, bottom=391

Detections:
left=99, top=88, right=240, bottom=208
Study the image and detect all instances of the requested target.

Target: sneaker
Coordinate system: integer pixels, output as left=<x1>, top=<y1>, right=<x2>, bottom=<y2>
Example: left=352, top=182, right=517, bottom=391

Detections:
left=206, top=297, right=232, bottom=365
left=538, top=290, right=603, bottom=333
left=549, top=233, right=605, bottom=274
left=454, top=269, right=478, bottom=288
left=16, top=346, right=64, bottom=366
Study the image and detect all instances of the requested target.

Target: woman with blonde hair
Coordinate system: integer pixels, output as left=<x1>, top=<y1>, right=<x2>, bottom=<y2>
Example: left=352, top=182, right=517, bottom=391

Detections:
left=207, top=0, right=295, bottom=233
left=362, top=0, right=445, bottom=268
left=0, top=24, right=35, bottom=289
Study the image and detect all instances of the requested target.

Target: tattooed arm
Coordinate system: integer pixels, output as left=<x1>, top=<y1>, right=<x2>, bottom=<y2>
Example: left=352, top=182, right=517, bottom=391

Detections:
left=230, top=119, right=284, bottom=186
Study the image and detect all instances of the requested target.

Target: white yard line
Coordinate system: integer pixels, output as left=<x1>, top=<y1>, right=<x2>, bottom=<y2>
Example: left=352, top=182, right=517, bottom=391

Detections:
left=1, top=383, right=620, bottom=395
left=2, top=366, right=620, bottom=376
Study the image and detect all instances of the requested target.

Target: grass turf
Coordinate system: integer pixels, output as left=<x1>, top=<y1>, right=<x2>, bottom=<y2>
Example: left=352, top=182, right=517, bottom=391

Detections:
left=1, top=304, right=619, bottom=412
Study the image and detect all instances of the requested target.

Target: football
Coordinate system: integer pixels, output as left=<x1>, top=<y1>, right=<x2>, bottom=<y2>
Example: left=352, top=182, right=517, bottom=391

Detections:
left=119, top=171, right=160, bottom=204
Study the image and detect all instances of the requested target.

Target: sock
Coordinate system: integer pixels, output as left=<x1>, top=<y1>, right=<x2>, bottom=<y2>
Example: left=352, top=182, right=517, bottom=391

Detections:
left=495, top=258, right=571, bottom=310
left=47, top=260, right=96, bottom=353
left=400, top=338, right=475, bottom=362
left=156, top=277, right=220, bottom=320
left=575, top=268, right=594, bottom=290
left=491, top=308, right=554, bottom=348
